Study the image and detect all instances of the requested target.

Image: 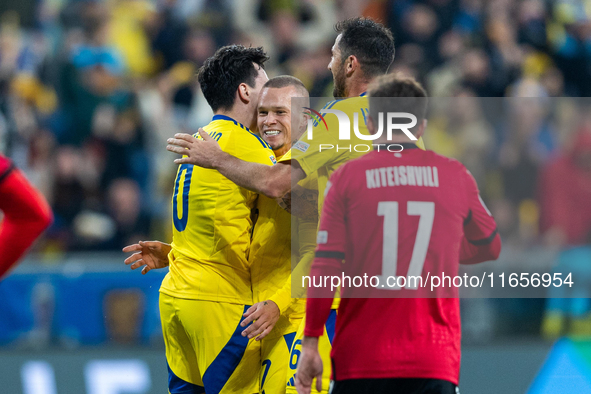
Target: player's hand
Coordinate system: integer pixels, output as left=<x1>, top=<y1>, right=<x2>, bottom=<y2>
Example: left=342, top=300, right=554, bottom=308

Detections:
left=295, top=336, right=323, bottom=394
left=240, top=300, right=280, bottom=341
left=166, top=129, right=222, bottom=168
left=123, top=241, right=171, bottom=275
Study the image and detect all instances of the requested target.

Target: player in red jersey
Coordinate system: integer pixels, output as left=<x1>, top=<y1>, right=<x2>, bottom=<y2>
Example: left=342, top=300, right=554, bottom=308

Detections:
left=296, top=75, right=501, bottom=394
left=0, top=154, right=53, bottom=279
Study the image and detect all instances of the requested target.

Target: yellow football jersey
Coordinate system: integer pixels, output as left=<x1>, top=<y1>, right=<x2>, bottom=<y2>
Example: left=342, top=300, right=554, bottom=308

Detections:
left=293, top=93, right=425, bottom=211
left=160, top=115, right=275, bottom=304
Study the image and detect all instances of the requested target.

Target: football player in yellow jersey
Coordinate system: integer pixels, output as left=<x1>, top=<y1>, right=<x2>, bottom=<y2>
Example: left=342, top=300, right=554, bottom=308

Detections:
left=124, top=45, right=276, bottom=394
left=236, top=76, right=313, bottom=394
left=166, top=18, right=425, bottom=394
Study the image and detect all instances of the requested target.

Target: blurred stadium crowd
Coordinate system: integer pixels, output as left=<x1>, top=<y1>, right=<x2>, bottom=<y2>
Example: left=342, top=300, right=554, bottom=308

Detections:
left=1, top=0, right=591, bottom=349
left=1, top=0, right=591, bottom=255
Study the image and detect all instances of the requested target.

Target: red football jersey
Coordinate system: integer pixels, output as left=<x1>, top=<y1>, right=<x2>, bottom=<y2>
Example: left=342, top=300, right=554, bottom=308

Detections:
left=305, top=144, right=500, bottom=385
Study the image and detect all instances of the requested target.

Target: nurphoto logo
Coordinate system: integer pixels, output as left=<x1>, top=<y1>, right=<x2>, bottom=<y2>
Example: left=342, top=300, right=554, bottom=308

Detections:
left=303, top=107, right=418, bottom=153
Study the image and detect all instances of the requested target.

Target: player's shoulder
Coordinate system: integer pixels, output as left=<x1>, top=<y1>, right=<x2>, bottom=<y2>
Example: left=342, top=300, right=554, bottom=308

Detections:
left=425, top=150, right=474, bottom=187
left=329, top=151, right=374, bottom=182
left=327, top=94, right=368, bottom=111
left=426, top=150, right=467, bottom=170
left=205, top=117, right=272, bottom=150
left=241, top=129, right=273, bottom=150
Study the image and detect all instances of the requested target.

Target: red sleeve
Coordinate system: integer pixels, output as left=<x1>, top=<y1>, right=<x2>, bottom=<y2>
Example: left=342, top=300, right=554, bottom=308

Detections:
left=459, top=168, right=501, bottom=264
left=304, top=167, right=347, bottom=337
left=0, top=155, right=15, bottom=181
left=0, top=167, right=53, bottom=279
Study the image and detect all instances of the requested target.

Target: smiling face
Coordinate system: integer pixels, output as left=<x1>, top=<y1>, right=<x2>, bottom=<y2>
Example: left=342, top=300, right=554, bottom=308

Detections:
left=257, top=85, right=302, bottom=157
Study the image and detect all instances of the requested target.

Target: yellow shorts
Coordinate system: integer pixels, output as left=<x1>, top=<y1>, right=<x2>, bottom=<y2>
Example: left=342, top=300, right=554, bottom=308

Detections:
left=260, top=316, right=303, bottom=394
left=286, top=310, right=336, bottom=394
left=159, top=293, right=260, bottom=394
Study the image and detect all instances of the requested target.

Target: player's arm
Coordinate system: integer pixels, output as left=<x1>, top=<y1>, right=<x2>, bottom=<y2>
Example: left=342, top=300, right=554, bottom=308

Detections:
left=0, top=166, right=53, bottom=279
left=460, top=169, right=502, bottom=265
left=167, top=130, right=305, bottom=199
left=282, top=184, right=319, bottom=220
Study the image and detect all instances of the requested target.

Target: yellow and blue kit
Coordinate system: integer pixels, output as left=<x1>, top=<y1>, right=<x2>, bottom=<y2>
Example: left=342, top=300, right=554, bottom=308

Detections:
left=159, top=114, right=275, bottom=394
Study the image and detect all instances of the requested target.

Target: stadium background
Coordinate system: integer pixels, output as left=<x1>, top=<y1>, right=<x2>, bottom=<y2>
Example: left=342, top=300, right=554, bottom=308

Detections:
left=1, top=0, right=591, bottom=393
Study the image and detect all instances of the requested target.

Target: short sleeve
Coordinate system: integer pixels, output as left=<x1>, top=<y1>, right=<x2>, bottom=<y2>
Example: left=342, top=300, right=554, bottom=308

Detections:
left=228, top=130, right=276, bottom=166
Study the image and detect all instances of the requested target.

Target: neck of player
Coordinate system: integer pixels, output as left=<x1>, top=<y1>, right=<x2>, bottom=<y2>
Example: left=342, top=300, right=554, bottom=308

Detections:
left=345, top=78, right=370, bottom=98
left=215, top=107, right=255, bottom=131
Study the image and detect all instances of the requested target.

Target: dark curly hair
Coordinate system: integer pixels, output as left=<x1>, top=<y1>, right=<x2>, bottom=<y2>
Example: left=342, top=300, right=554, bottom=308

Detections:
left=335, top=18, right=395, bottom=77
left=198, top=45, right=269, bottom=112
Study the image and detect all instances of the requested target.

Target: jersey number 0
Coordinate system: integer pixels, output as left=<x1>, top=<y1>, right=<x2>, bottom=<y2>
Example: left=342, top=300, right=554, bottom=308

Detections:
left=173, top=164, right=193, bottom=232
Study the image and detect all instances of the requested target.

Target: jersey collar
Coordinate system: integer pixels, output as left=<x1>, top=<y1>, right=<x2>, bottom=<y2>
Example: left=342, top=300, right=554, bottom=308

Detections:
left=212, top=114, right=250, bottom=132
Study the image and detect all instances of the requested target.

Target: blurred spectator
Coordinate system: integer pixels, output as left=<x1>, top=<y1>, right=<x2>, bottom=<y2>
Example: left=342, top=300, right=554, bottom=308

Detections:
left=0, top=0, right=589, bottom=349
left=499, top=94, right=556, bottom=206
left=60, top=2, right=126, bottom=146
left=106, top=178, right=150, bottom=250
left=539, top=130, right=591, bottom=247
left=0, top=0, right=586, bottom=265
left=427, top=88, right=494, bottom=185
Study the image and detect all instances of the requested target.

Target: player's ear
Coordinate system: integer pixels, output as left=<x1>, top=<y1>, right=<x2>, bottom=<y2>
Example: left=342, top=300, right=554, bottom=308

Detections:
left=415, top=119, right=427, bottom=139
left=302, top=110, right=311, bottom=125
left=346, top=55, right=358, bottom=77
left=238, top=83, right=250, bottom=104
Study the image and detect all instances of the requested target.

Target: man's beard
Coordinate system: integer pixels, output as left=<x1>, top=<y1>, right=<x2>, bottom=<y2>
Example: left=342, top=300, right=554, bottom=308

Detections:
left=332, top=69, right=346, bottom=98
